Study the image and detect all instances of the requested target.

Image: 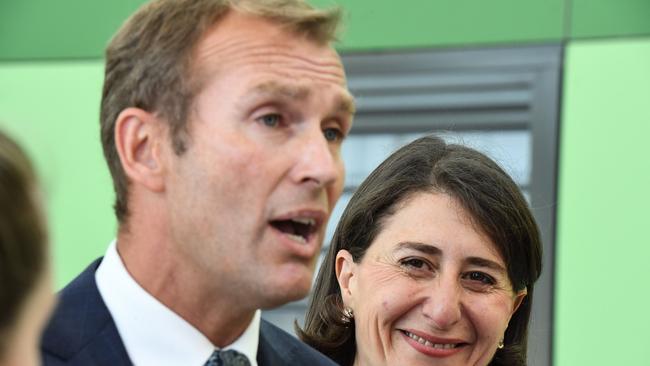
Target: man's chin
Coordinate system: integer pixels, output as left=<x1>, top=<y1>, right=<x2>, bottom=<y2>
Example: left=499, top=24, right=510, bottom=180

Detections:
left=258, top=278, right=312, bottom=310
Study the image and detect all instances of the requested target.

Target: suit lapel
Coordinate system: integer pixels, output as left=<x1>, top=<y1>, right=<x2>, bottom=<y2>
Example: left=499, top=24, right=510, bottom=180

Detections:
left=257, top=320, right=292, bottom=366
left=41, top=258, right=132, bottom=365
left=64, top=321, right=132, bottom=366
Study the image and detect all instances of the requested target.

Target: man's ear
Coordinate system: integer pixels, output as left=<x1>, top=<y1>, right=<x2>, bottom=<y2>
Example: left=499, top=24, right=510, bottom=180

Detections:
left=335, top=249, right=357, bottom=310
left=114, top=107, right=166, bottom=193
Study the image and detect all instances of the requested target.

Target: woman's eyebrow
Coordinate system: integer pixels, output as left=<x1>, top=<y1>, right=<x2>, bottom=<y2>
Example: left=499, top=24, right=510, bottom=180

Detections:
left=465, top=256, right=507, bottom=274
left=396, top=242, right=507, bottom=274
left=395, top=241, right=442, bottom=256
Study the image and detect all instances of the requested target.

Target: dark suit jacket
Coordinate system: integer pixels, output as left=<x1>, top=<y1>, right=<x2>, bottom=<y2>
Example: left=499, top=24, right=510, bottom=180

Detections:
left=41, top=259, right=337, bottom=366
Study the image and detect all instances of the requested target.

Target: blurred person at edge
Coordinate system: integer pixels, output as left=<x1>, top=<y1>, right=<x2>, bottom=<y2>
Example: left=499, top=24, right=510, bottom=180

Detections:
left=300, top=135, right=542, bottom=366
left=0, top=129, right=55, bottom=366
left=40, top=0, right=354, bottom=365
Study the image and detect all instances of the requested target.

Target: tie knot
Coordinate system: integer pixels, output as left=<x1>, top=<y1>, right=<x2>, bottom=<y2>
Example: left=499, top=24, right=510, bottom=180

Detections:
left=204, top=349, right=251, bottom=366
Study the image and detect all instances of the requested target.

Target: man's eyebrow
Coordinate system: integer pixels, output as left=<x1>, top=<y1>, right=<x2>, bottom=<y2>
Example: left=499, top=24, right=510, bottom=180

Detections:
left=250, top=81, right=310, bottom=100
left=248, top=81, right=356, bottom=115
left=336, top=94, right=356, bottom=115
left=395, top=241, right=442, bottom=256
left=465, top=256, right=507, bottom=274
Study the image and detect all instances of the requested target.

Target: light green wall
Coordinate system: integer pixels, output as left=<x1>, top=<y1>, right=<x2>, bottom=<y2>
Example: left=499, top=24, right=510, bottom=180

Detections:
left=555, top=37, right=650, bottom=366
left=0, top=62, right=116, bottom=284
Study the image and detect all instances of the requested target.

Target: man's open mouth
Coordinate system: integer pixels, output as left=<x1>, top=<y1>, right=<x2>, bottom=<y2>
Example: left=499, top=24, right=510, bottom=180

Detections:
left=269, top=217, right=318, bottom=244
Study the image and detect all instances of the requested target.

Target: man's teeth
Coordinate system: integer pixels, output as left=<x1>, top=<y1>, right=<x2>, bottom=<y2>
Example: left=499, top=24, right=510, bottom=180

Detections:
left=287, top=233, right=307, bottom=244
left=405, top=331, right=457, bottom=349
left=291, top=217, right=315, bottom=226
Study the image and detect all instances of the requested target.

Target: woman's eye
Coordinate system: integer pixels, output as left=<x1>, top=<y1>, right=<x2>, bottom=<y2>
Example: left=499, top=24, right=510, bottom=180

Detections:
left=258, top=114, right=282, bottom=127
left=400, top=258, right=431, bottom=271
left=323, top=127, right=343, bottom=142
left=464, top=271, right=495, bottom=285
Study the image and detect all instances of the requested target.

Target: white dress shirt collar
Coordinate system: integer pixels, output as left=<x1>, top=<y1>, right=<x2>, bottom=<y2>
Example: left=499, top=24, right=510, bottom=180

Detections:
left=96, top=240, right=260, bottom=366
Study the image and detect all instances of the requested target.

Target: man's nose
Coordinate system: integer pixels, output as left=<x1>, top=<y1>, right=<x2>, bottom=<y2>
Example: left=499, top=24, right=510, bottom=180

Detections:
left=291, top=127, right=341, bottom=188
left=421, top=278, right=462, bottom=330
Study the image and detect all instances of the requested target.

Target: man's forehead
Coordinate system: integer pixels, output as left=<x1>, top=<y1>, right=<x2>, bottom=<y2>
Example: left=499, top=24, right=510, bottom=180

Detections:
left=192, top=11, right=343, bottom=73
left=189, top=12, right=352, bottom=104
left=196, top=12, right=309, bottom=60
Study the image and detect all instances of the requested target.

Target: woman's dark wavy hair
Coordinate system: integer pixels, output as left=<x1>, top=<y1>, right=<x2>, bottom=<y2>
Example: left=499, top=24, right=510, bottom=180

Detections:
left=0, top=130, right=47, bottom=357
left=298, top=135, right=543, bottom=366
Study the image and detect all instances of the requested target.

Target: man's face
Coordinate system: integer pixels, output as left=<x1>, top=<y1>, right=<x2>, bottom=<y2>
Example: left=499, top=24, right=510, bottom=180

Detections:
left=163, top=12, right=354, bottom=309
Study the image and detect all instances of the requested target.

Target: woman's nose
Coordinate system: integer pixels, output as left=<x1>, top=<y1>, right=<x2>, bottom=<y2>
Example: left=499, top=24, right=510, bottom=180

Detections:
left=421, top=279, right=462, bottom=330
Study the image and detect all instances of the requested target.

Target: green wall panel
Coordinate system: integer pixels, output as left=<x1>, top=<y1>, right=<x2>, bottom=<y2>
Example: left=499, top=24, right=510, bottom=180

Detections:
left=1, top=0, right=565, bottom=60
left=0, top=61, right=116, bottom=287
left=556, top=38, right=650, bottom=366
left=322, top=0, right=564, bottom=50
left=7, top=0, right=650, bottom=60
left=570, top=0, right=650, bottom=38
left=0, top=0, right=147, bottom=60
left=315, top=0, right=564, bottom=51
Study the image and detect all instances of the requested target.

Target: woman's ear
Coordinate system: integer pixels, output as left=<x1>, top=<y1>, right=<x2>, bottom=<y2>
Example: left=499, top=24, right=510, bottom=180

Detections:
left=511, top=287, right=528, bottom=315
left=114, top=107, right=166, bottom=192
left=335, top=249, right=357, bottom=309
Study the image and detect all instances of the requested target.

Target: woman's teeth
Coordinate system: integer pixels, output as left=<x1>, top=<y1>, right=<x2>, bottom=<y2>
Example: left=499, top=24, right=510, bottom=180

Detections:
left=404, top=331, right=458, bottom=349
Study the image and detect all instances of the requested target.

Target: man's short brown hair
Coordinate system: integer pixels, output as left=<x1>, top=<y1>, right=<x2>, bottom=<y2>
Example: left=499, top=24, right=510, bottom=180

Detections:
left=100, top=0, right=342, bottom=222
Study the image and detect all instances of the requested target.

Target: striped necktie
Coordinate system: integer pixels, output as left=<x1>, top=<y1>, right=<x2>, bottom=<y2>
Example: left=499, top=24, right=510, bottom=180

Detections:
left=204, top=349, right=251, bottom=366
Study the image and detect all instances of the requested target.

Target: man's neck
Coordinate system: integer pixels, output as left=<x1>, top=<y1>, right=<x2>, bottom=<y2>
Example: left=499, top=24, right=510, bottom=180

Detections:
left=116, top=231, right=257, bottom=347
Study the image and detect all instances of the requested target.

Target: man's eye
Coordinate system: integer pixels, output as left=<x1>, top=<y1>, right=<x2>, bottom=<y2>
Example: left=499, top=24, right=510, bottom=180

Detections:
left=258, top=114, right=282, bottom=127
left=323, top=128, right=343, bottom=142
left=464, top=271, right=495, bottom=285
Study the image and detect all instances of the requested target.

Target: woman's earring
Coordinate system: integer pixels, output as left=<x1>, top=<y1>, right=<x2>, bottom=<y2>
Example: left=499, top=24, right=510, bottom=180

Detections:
left=497, top=339, right=504, bottom=349
left=344, top=307, right=354, bottom=321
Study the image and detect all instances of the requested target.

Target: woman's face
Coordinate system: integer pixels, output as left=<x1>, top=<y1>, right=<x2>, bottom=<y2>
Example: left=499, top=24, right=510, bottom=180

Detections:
left=336, top=192, right=526, bottom=366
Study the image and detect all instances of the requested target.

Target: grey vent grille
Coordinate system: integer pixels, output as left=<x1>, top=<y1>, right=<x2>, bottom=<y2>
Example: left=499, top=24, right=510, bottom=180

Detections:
left=344, top=46, right=559, bottom=134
